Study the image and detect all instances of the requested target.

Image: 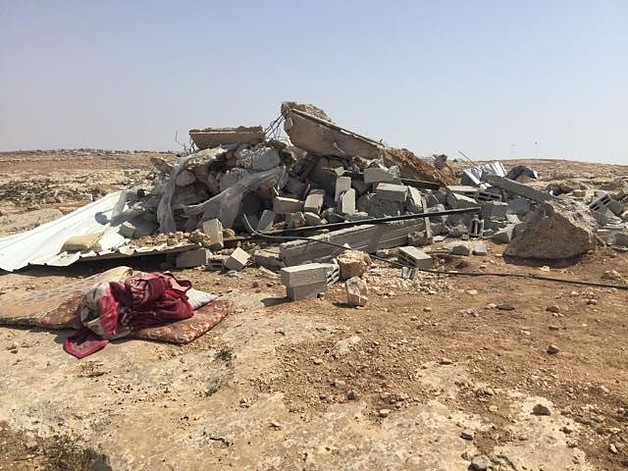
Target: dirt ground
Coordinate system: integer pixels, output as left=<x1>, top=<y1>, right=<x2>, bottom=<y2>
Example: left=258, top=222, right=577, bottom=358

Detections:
left=0, top=150, right=627, bottom=470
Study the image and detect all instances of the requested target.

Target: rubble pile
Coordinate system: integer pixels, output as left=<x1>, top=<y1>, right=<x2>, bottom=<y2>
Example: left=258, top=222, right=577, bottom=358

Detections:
left=2, top=101, right=627, bottom=301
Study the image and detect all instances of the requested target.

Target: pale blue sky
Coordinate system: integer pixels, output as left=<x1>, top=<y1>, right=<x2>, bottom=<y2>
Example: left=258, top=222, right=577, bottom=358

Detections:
left=1, top=1, right=627, bottom=163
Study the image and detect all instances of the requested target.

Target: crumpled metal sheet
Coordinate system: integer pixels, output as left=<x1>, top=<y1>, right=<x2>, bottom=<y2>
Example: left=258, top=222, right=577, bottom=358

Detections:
left=0, top=192, right=129, bottom=272
left=461, top=161, right=507, bottom=186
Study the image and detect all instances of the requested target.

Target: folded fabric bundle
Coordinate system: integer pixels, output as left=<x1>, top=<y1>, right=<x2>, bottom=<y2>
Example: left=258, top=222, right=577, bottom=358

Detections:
left=64, top=272, right=195, bottom=358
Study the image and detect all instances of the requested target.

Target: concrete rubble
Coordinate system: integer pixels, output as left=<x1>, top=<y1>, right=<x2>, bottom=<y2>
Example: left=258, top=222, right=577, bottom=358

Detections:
left=1, top=101, right=627, bottom=280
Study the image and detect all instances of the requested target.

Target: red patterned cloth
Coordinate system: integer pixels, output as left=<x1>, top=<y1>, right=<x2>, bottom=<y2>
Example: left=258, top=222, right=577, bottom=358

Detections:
left=64, top=272, right=194, bottom=358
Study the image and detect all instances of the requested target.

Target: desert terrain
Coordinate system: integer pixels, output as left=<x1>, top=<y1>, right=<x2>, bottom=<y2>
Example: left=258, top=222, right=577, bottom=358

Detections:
left=0, top=150, right=627, bottom=470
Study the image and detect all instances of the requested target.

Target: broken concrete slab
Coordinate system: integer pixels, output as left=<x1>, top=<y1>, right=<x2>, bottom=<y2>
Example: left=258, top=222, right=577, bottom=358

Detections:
left=279, top=219, right=426, bottom=266
left=483, top=174, right=554, bottom=203
left=189, top=126, right=265, bottom=150
left=504, top=200, right=598, bottom=259
left=281, top=102, right=384, bottom=160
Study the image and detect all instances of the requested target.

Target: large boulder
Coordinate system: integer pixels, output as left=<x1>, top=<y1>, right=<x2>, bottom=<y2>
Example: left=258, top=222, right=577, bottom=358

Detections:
left=504, top=200, right=598, bottom=259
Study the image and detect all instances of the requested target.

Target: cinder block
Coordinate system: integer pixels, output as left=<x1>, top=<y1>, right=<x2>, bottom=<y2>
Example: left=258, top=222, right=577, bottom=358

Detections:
left=273, top=196, right=304, bottom=215
left=281, top=264, right=327, bottom=287
left=375, top=183, right=408, bottom=202
left=468, top=217, right=485, bottom=238
left=364, top=167, right=395, bottom=184
left=224, top=247, right=250, bottom=271
left=397, top=246, right=432, bottom=269
left=176, top=248, right=211, bottom=268
left=481, top=201, right=509, bottom=220
left=257, top=210, right=277, bottom=232
left=206, top=255, right=227, bottom=271
left=334, top=176, right=352, bottom=201
left=304, top=189, right=325, bottom=214
left=201, top=219, right=224, bottom=250
left=338, top=188, right=356, bottom=214
left=286, top=282, right=328, bottom=301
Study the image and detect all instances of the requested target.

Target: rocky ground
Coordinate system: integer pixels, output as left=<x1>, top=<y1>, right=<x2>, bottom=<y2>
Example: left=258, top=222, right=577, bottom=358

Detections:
left=0, top=150, right=627, bottom=470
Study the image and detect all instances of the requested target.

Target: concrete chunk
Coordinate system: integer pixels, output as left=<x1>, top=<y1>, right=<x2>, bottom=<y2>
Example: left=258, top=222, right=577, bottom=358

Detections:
left=257, top=210, right=277, bottom=232
left=201, top=219, right=224, bottom=250
left=447, top=192, right=478, bottom=209
left=273, top=197, right=304, bottom=215
left=304, top=189, right=325, bottom=214
left=336, top=250, right=372, bottom=279
left=364, top=167, right=395, bottom=184
left=481, top=201, right=509, bottom=220
left=375, top=183, right=408, bottom=202
left=346, top=276, right=368, bottom=306
left=483, top=174, right=553, bottom=203
left=224, top=247, right=250, bottom=271
left=338, top=188, right=356, bottom=214
left=335, top=176, right=352, bottom=201
left=118, top=221, right=137, bottom=239
left=176, top=248, right=211, bottom=268
left=304, top=212, right=323, bottom=226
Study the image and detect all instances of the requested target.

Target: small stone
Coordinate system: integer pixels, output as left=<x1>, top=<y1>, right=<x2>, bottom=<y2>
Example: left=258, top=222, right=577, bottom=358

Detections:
left=586, top=298, right=598, bottom=305
left=460, top=429, right=474, bottom=440
left=496, top=304, right=515, bottom=311
left=378, top=409, right=391, bottom=418
left=532, top=403, right=551, bottom=416
left=331, top=379, right=346, bottom=389
left=423, top=307, right=432, bottom=312
left=466, top=289, right=478, bottom=296
left=469, top=454, right=492, bottom=470
left=439, top=358, right=454, bottom=365
left=610, top=443, right=619, bottom=454
left=602, top=269, right=623, bottom=281
left=548, top=325, right=560, bottom=331
left=560, top=425, right=573, bottom=434
left=595, top=385, right=610, bottom=394
left=547, top=344, right=560, bottom=354
left=346, top=390, right=359, bottom=401
left=546, top=305, right=560, bottom=313
left=313, top=358, right=323, bottom=365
